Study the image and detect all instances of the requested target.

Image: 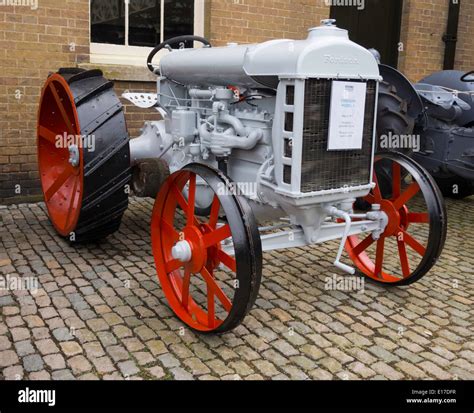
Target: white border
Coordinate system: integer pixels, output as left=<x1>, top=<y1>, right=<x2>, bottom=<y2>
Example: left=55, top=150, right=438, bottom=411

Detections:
left=90, top=0, right=205, bottom=67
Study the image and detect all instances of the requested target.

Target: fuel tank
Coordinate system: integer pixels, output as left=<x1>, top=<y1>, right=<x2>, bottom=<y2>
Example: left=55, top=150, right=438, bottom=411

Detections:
left=159, top=20, right=380, bottom=89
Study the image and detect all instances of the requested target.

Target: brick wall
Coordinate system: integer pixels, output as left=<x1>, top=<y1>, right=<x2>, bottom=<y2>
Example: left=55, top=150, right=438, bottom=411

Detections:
left=209, top=0, right=329, bottom=45
left=455, top=1, right=474, bottom=72
left=398, top=0, right=449, bottom=83
left=0, top=0, right=90, bottom=202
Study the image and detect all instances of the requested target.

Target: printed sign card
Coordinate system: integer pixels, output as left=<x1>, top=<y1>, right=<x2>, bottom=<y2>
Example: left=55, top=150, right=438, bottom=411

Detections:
left=328, top=81, right=367, bottom=151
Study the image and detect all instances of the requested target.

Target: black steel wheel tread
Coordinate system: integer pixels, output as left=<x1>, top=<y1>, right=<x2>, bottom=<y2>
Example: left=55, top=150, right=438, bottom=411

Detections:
left=55, top=68, right=130, bottom=243
left=182, top=163, right=262, bottom=334
left=208, top=165, right=262, bottom=307
left=57, top=68, right=87, bottom=80
left=84, top=136, right=129, bottom=177
left=75, top=209, right=127, bottom=238
left=75, top=81, right=114, bottom=106
left=77, top=201, right=128, bottom=234
left=81, top=169, right=131, bottom=212
left=81, top=103, right=123, bottom=137
left=370, top=152, right=447, bottom=287
left=377, top=81, right=416, bottom=157
left=67, top=69, right=104, bottom=84
left=214, top=166, right=262, bottom=332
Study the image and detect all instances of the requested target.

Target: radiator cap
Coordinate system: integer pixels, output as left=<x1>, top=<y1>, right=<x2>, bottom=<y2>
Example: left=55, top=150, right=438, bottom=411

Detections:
left=308, top=19, right=348, bottom=40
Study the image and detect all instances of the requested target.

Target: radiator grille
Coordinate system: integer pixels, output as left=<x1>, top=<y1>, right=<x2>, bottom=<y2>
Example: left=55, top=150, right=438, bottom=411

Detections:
left=300, top=79, right=376, bottom=193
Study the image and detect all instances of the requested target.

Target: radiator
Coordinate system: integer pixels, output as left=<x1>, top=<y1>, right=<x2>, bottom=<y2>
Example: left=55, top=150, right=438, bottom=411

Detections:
left=300, top=79, right=376, bottom=193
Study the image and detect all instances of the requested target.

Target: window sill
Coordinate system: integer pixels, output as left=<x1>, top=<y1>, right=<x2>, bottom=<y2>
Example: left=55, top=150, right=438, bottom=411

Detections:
left=78, top=62, right=156, bottom=82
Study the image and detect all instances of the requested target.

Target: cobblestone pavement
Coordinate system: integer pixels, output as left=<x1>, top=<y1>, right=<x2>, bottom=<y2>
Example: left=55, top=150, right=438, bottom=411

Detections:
left=0, top=196, right=473, bottom=381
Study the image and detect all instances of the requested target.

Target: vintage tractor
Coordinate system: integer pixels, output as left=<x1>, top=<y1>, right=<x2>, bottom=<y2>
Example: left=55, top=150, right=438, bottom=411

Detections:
left=37, top=20, right=447, bottom=333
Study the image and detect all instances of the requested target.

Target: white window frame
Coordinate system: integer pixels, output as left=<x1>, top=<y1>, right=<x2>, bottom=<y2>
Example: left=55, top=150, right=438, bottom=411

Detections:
left=90, top=0, right=205, bottom=67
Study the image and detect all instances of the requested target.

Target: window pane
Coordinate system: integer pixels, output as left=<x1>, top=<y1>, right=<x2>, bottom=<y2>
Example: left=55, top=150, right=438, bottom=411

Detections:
left=129, top=0, right=161, bottom=47
left=164, top=0, right=194, bottom=42
left=91, top=0, right=125, bottom=45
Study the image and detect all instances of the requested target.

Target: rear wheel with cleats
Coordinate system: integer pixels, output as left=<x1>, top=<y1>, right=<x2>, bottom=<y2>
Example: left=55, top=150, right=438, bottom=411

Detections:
left=37, top=68, right=130, bottom=242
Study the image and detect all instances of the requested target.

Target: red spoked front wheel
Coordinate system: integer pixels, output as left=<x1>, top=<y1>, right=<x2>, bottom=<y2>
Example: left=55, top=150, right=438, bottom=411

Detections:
left=151, top=164, right=262, bottom=333
left=346, top=152, right=447, bottom=285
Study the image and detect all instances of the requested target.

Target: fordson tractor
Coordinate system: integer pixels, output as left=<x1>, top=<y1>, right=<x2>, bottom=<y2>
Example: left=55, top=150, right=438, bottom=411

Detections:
left=37, top=20, right=447, bottom=333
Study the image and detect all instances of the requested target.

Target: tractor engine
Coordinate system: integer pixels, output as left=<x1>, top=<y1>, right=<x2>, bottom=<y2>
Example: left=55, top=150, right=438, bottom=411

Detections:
left=129, top=19, right=380, bottom=239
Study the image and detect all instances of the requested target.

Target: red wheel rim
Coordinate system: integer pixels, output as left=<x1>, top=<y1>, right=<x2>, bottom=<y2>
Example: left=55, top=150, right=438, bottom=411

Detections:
left=37, top=74, right=83, bottom=236
left=151, top=170, right=239, bottom=332
left=346, top=158, right=431, bottom=283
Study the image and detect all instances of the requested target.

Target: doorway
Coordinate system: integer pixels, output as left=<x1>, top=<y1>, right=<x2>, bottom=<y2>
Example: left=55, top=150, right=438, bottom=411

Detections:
left=330, top=0, right=404, bottom=68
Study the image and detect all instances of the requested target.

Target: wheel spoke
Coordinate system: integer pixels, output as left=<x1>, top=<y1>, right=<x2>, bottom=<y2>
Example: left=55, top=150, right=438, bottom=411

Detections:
left=396, top=235, right=411, bottom=277
left=64, top=176, right=79, bottom=228
left=44, top=166, right=73, bottom=202
left=209, top=195, right=220, bottom=229
left=200, top=267, right=232, bottom=312
left=187, top=173, right=196, bottom=226
left=171, top=183, right=188, bottom=212
left=352, top=234, right=375, bottom=256
left=392, top=162, right=402, bottom=199
left=217, top=249, right=237, bottom=272
left=374, top=238, right=385, bottom=279
left=372, top=172, right=383, bottom=202
left=166, top=258, right=183, bottom=273
left=202, top=224, right=232, bottom=248
left=49, top=83, right=75, bottom=135
left=393, top=182, right=420, bottom=210
left=400, top=228, right=426, bottom=256
left=207, top=283, right=216, bottom=329
left=181, top=268, right=192, bottom=310
left=170, top=183, right=201, bottom=227
left=160, top=218, right=180, bottom=243
left=38, top=125, right=58, bottom=145
left=407, top=212, right=429, bottom=224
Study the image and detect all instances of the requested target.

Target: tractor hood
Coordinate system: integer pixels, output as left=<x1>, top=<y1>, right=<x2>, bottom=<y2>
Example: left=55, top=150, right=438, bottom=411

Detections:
left=159, top=20, right=381, bottom=89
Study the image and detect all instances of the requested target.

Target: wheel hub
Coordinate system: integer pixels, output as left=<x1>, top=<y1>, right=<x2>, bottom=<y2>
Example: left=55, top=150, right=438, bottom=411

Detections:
left=380, top=199, right=401, bottom=237
left=177, top=226, right=207, bottom=273
left=171, top=240, right=192, bottom=262
left=68, top=144, right=80, bottom=167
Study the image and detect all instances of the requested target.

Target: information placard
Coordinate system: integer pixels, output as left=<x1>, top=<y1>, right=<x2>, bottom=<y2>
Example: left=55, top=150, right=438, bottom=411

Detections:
left=327, top=81, right=367, bottom=151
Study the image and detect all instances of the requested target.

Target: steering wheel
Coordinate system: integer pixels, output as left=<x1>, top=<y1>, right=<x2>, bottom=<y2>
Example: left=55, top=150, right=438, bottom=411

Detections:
left=460, top=70, right=474, bottom=82
left=147, top=35, right=212, bottom=74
